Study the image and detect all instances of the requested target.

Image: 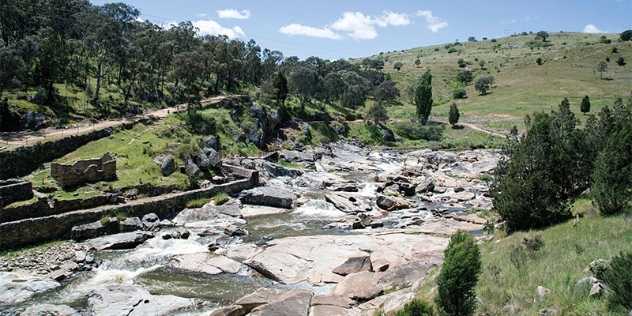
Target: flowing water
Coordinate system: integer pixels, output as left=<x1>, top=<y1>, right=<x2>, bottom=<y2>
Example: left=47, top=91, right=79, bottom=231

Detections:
left=2, top=149, right=490, bottom=315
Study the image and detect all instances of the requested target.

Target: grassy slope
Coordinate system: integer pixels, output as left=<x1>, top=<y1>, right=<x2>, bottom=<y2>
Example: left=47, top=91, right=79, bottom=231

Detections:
left=411, top=200, right=632, bottom=315
left=375, top=32, right=631, bottom=133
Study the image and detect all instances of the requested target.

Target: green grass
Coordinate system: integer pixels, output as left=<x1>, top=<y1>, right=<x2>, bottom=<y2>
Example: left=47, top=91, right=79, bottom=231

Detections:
left=185, top=197, right=211, bottom=208
left=413, top=209, right=632, bottom=315
left=213, top=192, right=229, bottom=206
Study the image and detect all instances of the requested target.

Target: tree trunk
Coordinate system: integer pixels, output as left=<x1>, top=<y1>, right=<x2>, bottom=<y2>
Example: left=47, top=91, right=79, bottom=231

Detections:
left=94, top=53, right=104, bottom=102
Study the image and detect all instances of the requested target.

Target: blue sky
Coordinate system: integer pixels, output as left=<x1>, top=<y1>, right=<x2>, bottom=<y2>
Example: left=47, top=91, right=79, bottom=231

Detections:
left=89, top=0, right=632, bottom=60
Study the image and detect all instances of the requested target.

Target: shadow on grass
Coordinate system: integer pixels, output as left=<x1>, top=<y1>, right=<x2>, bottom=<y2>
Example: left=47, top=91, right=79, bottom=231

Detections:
left=451, top=125, right=465, bottom=130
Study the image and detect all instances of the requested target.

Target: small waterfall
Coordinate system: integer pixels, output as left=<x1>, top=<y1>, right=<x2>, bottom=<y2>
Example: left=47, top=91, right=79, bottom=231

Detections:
left=294, top=199, right=347, bottom=218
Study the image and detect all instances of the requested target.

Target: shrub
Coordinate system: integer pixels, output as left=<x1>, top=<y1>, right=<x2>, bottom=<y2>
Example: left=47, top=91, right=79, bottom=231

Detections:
left=394, top=121, right=443, bottom=141
left=616, top=57, right=626, bottom=66
left=603, top=251, right=632, bottom=312
left=536, top=57, right=543, bottom=65
left=453, top=88, right=467, bottom=99
left=448, top=47, right=457, bottom=53
left=612, top=47, right=618, bottom=53
left=435, top=230, right=481, bottom=316
left=522, top=235, right=544, bottom=258
left=394, top=299, right=435, bottom=316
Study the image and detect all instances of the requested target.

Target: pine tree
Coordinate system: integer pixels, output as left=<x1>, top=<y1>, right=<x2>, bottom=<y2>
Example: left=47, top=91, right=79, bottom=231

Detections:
left=580, top=95, right=591, bottom=114
left=414, top=70, right=433, bottom=125
left=449, top=103, right=460, bottom=127
left=435, top=230, right=481, bottom=316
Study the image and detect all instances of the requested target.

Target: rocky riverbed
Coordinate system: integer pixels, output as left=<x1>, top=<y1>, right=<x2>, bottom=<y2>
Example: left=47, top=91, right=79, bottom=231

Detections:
left=0, top=141, right=499, bottom=315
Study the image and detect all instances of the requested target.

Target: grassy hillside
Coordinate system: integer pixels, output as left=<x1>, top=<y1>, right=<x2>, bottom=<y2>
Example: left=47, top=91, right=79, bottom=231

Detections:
left=410, top=201, right=632, bottom=315
left=371, top=32, right=631, bottom=133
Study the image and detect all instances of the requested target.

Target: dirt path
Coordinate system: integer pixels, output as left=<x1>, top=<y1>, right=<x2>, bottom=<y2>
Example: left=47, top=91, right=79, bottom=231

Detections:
left=0, top=95, right=229, bottom=151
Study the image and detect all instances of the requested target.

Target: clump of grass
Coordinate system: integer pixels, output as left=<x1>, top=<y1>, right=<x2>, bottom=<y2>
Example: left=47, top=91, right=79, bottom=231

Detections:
left=100, top=216, right=111, bottom=225
left=115, top=212, right=127, bottom=221
left=213, top=192, right=229, bottom=205
left=185, top=197, right=211, bottom=208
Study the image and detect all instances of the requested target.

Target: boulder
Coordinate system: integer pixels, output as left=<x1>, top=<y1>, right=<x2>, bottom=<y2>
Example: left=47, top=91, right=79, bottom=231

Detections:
left=209, top=305, right=246, bottom=316
left=204, top=148, right=222, bottom=168
left=225, top=225, right=249, bottom=236
left=375, top=260, right=441, bottom=291
left=82, top=232, right=155, bottom=251
left=142, top=213, right=161, bottom=231
left=260, top=161, right=304, bottom=178
left=382, top=128, right=396, bottom=142
left=332, top=252, right=372, bottom=276
left=234, top=288, right=289, bottom=313
left=332, top=271, right=382, bottom=301
left=376, top=194, right=415, bottom=211
left=415, top=180, right=435, bottom=193
left=381, top=291, right=416, bottom=316
left=240, top=205, right=292, bottom=218
left=86, top=284, right=195, bottom=316
left=20, top=304, right=80, bottom=316
left=250, top=288, right=313, bottom=316
left=195, top=153, right=212, bottom=170
left=217, top=199, right=243, bottom=218
left=324, top=192, right=372, bottom=214
left=327, top=182, right=361, bottom=192
left=119, top=217, right=142, bottom=232
left=280, top=150, right=315, bottom=163
left=70, top=218, right=119, bottom=240
left=154, top=154, right=176, bottom=176
left=309, top=305, right=355, bottom=316
left=202, top=136, right=221, bottom=151
left=239, top=186, right=295, bottom=209
left=185, top=159, right=200, bottom=178
left=170, top=253, right=243, bottom=275
left=0, top=272, right=60, bottom=305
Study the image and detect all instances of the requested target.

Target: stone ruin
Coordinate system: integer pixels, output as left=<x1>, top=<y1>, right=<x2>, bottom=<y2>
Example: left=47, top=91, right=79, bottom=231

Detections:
left=51, top=152, right=117, bottom=188
left=0, top=178, right=33, bottom=207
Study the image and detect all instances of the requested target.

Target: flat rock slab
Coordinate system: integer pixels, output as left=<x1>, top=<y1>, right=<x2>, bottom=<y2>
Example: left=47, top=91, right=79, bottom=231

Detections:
left=245, top=233, right=447, bottom=285
left=234, top=288, right=288, bottom=313
left=310, top=305, right=358, bottom=316
left=20, top=304, right=80, bottom=316
left=332, top=271, right=382, bottom=301
left=87, top=284, right=195, bottom=316
left=170, top=253, right=244, bottom=275
left=240, top=205, right=292, bottom=218
left=325, top=193, right=373, bottom=214
left=0, top=272, right=60, bottom=305
left=407, top=218, right=484, bottom=237
left=250, top=288, right=313, bottom=316
left=239, top=186, right=295, bottom=209
left=82, top=231, right=155, bottom=251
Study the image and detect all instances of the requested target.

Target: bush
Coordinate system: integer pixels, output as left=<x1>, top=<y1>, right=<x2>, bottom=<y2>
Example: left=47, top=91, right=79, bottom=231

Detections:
left=603, top=251, right=632, bottom=312
left=448, top=47, right=457, bottom=53
left=522, top=235, right=544, bottom=258
left=435, top=230, right=481, bottom=316
left=394, top=299, right=435, bottom=316
left=394, top=121, right=444, bottom=141
left=616, top=57, right=625, bottom=66
left=453, top=88, right=467, bottom=99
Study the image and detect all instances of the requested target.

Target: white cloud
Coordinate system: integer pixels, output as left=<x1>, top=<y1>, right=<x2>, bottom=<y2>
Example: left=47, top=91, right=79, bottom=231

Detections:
left=192, top=20, right=246, bottom=38
left=332, top=12, right=378, bottom=40
left=375, top=11, right=411, bottom=27
left=196, top=13, right=207, bottom=18
left=584, top=24, right=603, bottom=33
left=279, top=23, right=342, bottom=40
left=416, top=10, right=448, bottom=33
left=217, top=9, right=250, bottom=19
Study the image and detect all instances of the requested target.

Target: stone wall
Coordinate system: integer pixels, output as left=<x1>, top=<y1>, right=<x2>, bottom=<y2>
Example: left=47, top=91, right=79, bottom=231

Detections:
left=0, top=167, right=259, bottom=250
left=0, top=121, right=141, bottom=180
left=51, top=153, right=117, bottom=188
left=0, top=179, right=33, bottom=206
left=0, top=195, right=108, bottom=224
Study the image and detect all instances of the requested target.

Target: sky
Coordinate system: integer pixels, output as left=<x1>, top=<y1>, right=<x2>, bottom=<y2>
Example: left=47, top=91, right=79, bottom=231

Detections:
left=89, top=0, right=632, bottom=61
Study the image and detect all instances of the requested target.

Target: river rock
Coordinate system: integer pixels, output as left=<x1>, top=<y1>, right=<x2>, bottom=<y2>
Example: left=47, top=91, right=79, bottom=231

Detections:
left=332, top=271, right=382, bottom=301
left=171, top=252, right=243, bottom=275
left=324, top=192, right=372, bottom=214
left=240, top=205, right=292, bottom=218
left=141, top=213, right=161, bottom=231
left=225, top=243, right=262, bottom=262
left=209, top=305, right=246, bottom=316
left=0, top=272, right=60, bottom=305
left=381, top=291, right=416, bottom=316
left=86, top=284, right=195, bottom=316
left=332, top=252, right=372, bottom=276
left=250, top=288, right=313, bottom=316
left=82, top=231, right=155, bottom=251
left=70, top=218, right=119, bottom=241
left=376, top=194, right=415, bottom=211
left=415, top=179, right=435, bottom=193
left=245, top=234, right=448, bottom=285
left=185, top=158, right=200, bottom=178
left=309, top=305, right=356, bottom=316
left=20, top=304, right=80, bottom=316
left=234, top=288, right=289, bottom=313
left=260, top=161, right=304, bottom=178
left=375, top=259, right=441, bottom=291
left=281, top=150, right=315, bottom=163
left=119, top=217, right=142, bottom=232
left=239, top=186, right=295, bottom=209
